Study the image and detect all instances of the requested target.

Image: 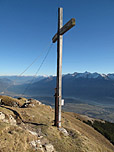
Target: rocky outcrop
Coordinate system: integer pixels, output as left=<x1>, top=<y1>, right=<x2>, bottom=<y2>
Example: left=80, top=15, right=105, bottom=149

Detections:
left=0, top=111, right=16, bottom=125
left=19, top=98, right=42, bottom=108
left=30, top=139, right=55, bottom=152
left=29, top=129, right=55, bottom=152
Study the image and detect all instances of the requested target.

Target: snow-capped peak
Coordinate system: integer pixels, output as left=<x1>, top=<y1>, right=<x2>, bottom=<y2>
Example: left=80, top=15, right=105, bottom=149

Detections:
left=64, top=71, right=110, bottom=80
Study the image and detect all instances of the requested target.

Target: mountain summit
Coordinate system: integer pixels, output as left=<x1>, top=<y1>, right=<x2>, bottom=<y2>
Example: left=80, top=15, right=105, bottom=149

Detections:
left=0, top=95, right=114, bottom=152
left=63, top=71, right=112, bottom=80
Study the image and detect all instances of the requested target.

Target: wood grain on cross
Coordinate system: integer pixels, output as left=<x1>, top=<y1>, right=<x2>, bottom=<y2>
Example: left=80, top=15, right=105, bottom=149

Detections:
left=52, top=18, right=75, bottom=43
left=52, top=8, right=75, bottom=128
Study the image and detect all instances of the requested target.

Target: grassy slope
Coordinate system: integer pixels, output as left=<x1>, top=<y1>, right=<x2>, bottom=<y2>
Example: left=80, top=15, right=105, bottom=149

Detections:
left=0, top=96, right=114, bottom=152
left=84, top=120, right=114, bottom=145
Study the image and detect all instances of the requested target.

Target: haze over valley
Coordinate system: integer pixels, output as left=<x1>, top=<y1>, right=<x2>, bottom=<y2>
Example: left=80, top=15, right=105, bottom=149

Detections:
left=1, top=71, right=114, bottom=122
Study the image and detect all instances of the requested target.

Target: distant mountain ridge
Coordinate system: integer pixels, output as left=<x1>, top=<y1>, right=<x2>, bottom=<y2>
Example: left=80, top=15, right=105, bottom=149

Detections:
left=1, top=71, right=114, bottom=81
left=3, top=71, right=113, bottom=104
left=63, top=71, right=114, bottom=80
left=1, top=71, right=114, bottom=104
left=0, top=75, right=48, bottom=85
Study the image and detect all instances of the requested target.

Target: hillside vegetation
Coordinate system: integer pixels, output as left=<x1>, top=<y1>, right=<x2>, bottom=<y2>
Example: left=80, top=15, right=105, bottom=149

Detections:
left=84, top=120, right=114, bottom=145
left=0, top=95, right=114, bottom=152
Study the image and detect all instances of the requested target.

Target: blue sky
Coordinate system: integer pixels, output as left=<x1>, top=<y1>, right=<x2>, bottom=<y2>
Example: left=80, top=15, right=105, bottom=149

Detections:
left=0, top=0, right=114, bottom=76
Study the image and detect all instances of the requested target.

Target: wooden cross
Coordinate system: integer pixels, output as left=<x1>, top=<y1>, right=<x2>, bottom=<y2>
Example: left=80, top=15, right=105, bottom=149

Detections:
left=52, top=8, right=75, bottom=128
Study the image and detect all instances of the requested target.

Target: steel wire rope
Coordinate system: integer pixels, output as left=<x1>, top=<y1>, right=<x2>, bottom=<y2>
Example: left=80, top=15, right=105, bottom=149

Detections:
left=18, top=41, right=52, bottom=76
left=22, top=43, right=53, bottom=96
left=0, top=41, right=52, bottom=95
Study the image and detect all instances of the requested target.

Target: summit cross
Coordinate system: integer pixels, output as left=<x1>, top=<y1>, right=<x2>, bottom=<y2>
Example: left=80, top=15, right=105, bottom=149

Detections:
left=52, top=7, right=75, bottom=128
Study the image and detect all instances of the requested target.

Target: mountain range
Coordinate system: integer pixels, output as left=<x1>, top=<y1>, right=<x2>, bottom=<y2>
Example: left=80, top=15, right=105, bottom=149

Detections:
left=1, top=71, right=114, bottom=122
left=0, top=71, right=113, bottom=104
left=0, top=75, right=47, bottom=85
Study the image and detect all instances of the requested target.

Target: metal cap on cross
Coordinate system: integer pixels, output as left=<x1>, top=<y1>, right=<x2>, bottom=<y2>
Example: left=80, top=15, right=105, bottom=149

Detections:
left=52, top=8, right=75, bottom=128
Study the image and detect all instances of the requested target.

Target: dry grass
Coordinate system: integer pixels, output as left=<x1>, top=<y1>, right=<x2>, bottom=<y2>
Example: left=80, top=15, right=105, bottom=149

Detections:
left=0, top=95, right=26, bottom=107
left=0, top=124, right=38, bottom=152
left=0, top=96, right=114, bottom=152
left=62, top=112, right=114, bottom=152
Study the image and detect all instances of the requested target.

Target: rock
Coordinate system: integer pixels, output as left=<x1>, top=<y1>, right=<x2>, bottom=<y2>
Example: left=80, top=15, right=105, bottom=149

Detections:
left=22, top=99, right=42, bottom=108
left=30, top=139, right=55, bottom=152
left=59, top=128, right=69, bottom=136
left=36, top=101, right=41, bottom=105
left=44, top=144, right=55, bottom=152
left=25, top=100, right=30, bottom=103
left=0, top=112, right=16, bottom=124
left=35, top=140, right=42, bottom=148
left=0, top=112, right=5, bottom=120
left=13, top=102, right=19, bottom=107
left=48, top=106, right=52, bottom=110
left=38, top=136, right=43, bottom=139
left=29, top=104, right=35, bottom=107
left=21, top=103, right=29, bottom=108
left=30, top=140, right=44, bottom=151
left=28, top=98, right=41, bottom=105
left=30, top=140, right=37, bottom=148
left=28, top=130, right=38, bottom=136
left=9, top=115, right=16, bottom=125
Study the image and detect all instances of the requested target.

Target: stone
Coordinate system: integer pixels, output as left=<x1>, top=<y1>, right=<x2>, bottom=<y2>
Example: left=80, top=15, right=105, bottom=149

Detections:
left=0, top=112, right=5, bottom=120
left=9, top=115, right=16, bottom=125
left=44, top=144, right=55, bottom=152
left=48, top=106, right=52, bottom=110
left=29, top=104, right=35, bottom=107
left=25, top=100, right=30, bottom=103
left=22, top=98, right=42, bottom=108
left=30, top=140, right=43, bottom=150
left=59, top=128, right=69, bottom=136
left=0, top=112, right=16, bottom=124
left=30, top=140, right=37, bottom=148
left=28, top=98, right=41, bottom=105
left=28, top=130, right=38, bottom=136
left=38, top=136, right=43, bottom=139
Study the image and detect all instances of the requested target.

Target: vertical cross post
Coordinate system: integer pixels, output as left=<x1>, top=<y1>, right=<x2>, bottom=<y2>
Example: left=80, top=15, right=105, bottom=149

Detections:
left=55, top=8, right=63, bottom=128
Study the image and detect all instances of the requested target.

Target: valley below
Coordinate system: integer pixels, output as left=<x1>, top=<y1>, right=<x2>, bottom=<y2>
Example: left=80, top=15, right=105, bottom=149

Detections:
left=1, top=72, right=114, bottom=123
left=31, top=96, right=114, bottom=123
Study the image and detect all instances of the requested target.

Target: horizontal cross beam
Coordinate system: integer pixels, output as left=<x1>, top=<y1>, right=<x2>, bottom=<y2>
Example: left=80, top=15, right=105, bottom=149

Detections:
left=52, top=18, right=75, bottom=43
